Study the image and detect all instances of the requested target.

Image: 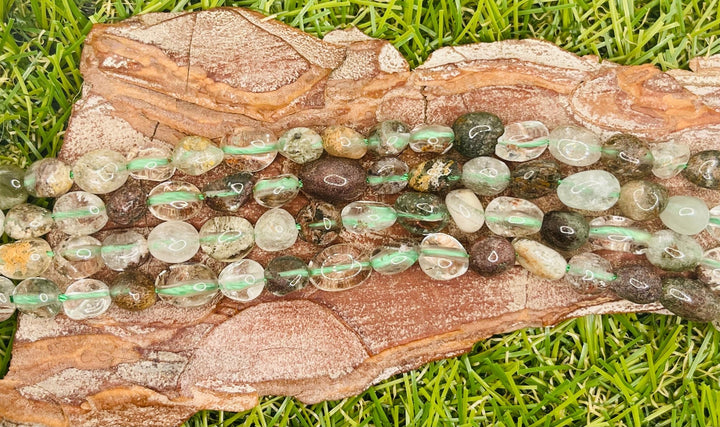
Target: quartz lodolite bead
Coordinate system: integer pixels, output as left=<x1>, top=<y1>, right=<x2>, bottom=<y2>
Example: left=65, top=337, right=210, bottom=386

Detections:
left=222, top=126, right=278, bottom=172
left=148, top=221, right=200, bottom=263
left=599, top=134, right=653, bottom=180
left=219, top=260, right=265, bottom=302
left=513, top=238, right=567, bottom=280
left=110, top=270, right=156, bottom=311
left=264, top=255, right=310, bottom=296
left=395, top=192, right=449, bottom=235
left=650, top=142, right=689, bottom=179
left=105, top=179, right=148, bottom=226
left=646, top=230, right=703, bottom=271
left=0, top=239, right=52, bottom=279
left=445, top=189, right=484, bottom=233
left=253, top=174, right=301, bottom=208
left=409, top=124, right=454, bottom=153
left=660, top=277, right=720, bottom=322
left=547, top=124, right=602, bottom=166
left=0, top=209, right=3, bottom=236
left=461, top=156, right=511, bottom=196
left=156, top=263, right=219, bottom=307
left=452, top=112, right=504, bottom=157
left=509, top=159, right=561, bottom=199
left=4, top=204, right=54, bottom=239
left=617, top=180, right=668, bottom=221
left=366, top=120, right=411, bottom=156
left=610, top=265, right=662, bottom=304
left=254, top=208, right=298, bottom=251
left=659, top=195, right=709, bottom=235
left=172, top=136, right=224, bottom=176
left=0, top=277, right=15, bottom=322
left=469, top=236, right=516, bottom=277
left=147, top=181, right=203, bottom=221
left=418, top=233, right=469, bottom=281
left=309, top=244, right=371, bottom=291
left=708, top=205, right=720, bottom=241
left=101, top=230, right=150, bottom=271
left=296, top=201, right=341, bottom=246
left=126, top=146, right=176, bottom=181
left=277, top=127, right=324, bottom=164
left=697, top=248, right=720, bottom=293
left=24, top=158, right=73, bottom=198
left=0, top=164, right=28, bottom=209
left=565, top=253, right=613, bottom=294
left=540, top=211, right=589, bottom=251
left=495, top=121, right=549, bottom=162
left=199, top=216, right=254, bottom=262
left=683, top=150, right=720, bottom=189
left=54, top=235, right=104, bottom=279
left=370, top=243, right=418, bottom=275
left=53, top=191, right=108, bottom=236
left=299, top=157, right=367, bottom=202
left=588, top=216, right=650, bottom=253
left=367, top=157, right=409, bottom=194
left=62, top=279, right=112, bottom=320
left=341, top=201, right=397, bottom=234
left=485, top=197, right=543, bottom=237
left=556, top=170, right=620, bottom=211
left=322, top=125, right=367, bottom=159
left=72, top=149, right=129, bottom=194
left=203, top=172, right=253, bottom=213
left=408, top=157, right=461, bottom=193
left=13, top=277, right=61, bottom=318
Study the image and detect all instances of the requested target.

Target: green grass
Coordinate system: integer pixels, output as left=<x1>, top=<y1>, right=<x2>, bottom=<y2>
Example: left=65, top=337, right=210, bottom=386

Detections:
left=2, top=0, right=720, bottom=426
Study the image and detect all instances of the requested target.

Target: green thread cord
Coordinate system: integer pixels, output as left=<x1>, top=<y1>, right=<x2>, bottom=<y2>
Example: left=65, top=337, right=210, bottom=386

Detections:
left=496, top=138, right=549, bottom=148
left=126, top=157, right=170, bottom=171
left=484, top=215, right=542, bottom=227
left=709, top=217, right=720, bottom=226
left=306, top=219, right=337, bottom=229
left=219, top=277, right=267, bottom=291
left=198, top=231, right=248, bottom=244
left=419, top=247, right=469, bottom=258
left=51, top=206, right=105, bottom=220
left=146, top=191, right=202, bottom=206
left=59, top=290, right=111, bottom=302
left=395, top=211, right=446, bottom=221
left=253, top=176, right=301, bottom=193
left=700, top=258, right=720, bottom=269
left=370, top=249, right=419, bottom=270
left=11, top=293, right=58, bottom=305
left=222, top=143, right=278, bottom=155
left=366, top=174, right=409, bottom=185
left=308, top=261, right=371, bottom=276
left=462, top=172, right=511, bottom=184
left=566, top=266, right=616, bottom=282
left=588, top=226, right=652, bottom=243
left=155, top=281, right=219, bottom=296
left=276, top=268, right=310, bottom=278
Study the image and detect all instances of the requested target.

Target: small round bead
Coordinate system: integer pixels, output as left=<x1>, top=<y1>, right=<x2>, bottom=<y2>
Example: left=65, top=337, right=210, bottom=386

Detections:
left=540, top=211, right=589, bottom=251
left=156, top=263, right=219, bottom=307
left=509, top=159, right=561, bottom=199
left=101, top=230, right=150, bottom=271
left=469, top=236, right=515, bottom=277
left=277, top=127, right=324, bottom=164
left=650, top=142, right=689, bottom=179
left=660, top=277, right=720, bottom=322
left=366, top=120, right=410, bottom=156
left=13, top=277, right=61, bottom=318
left=370, top=243, right=418, bottom=275
left=461, top=156, right=510, bottom=196
left=513, top=238, right=567, bottom=280
left=495, top=120, right=549, bottom=162
left=126, top=146, right=176, bottom=181
left=599, top=134, right=653, bottom=180
left=0, top=164, right=28, bottom=210
left=659, top=195, right=709, bottom=235
left=199, top=216, right=254, bottom=262
left=203, top=172, right=254, bottom=213
left=221, top=126, right=278, bottom=172
left=0, top=276, right=16, bottom=322
left=0, top=239, right=53, bottom=279
left=147, top=181, right=203, bottom=221
left=610, top=265, right=662, bottom=304
left=54, top=235, right=104, bottom=279
left=309, top=244, right=371, bottom=291
left=105, top=179, right=148, bottom=226
left=4, top=204, right=54, bottom=239
left=172, top=136, right=224, bottom=176
left=485, top=197, right=543, bottom=237
left=299, top=157, right=367, bottom=203
left=366, top=157, right=409, bottom=195
left=646, top=230, right=703, bottom=271
left=452, top=112, right=504, bottom=157
left=409, top=124, right=454, bottom=154
left=588, top=216, right=650, bottom=253
left=264, top=255, right=310, bottom=296
left=219, top=259, right=266, bottom=302
left=62, top=279, right=112, bottom=320
left=408, top=158, right=461, bottom=193
left=341, top=201, right=397, bottom=234
left=418, top=233, right=469, bottom=281
left=148, top=221, right=200, bottom=263
left=322, top=125, right=367, bottom=159
left=394, top=192, right=449, bottom=235
left=53, top=191, right=108, bottom=236
left=110, top=270, right=156, bottom=311
left=253, top=174, right=301, bottom=208
left=445, top=189, right=484, bottom=233
left=565, top=253, right=613, bottom=294
left=556, top=170, right=620, bottom=211
left=617, top=180, right=668, bottom=221
left=296, top=201, right=342, bottom=246
left=254, top=208, right=298, bottom=252
left=547, top=124, right=602, bottom=166
left=683, top=150, right=720, bottom=189
left=72, top=149, right=129, bottom=194
left=24, top=158, right=73, bottom=198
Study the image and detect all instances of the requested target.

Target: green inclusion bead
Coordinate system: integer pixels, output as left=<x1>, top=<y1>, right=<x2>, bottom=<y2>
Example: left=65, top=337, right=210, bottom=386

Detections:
left=509, top=159, right=561, bottom=199
left=394, top=192, right=449, bottom=235
left=452, top=112, right=504, bottom=158
left=645, top=230, right=703, bottom=271
left=341, top=201, right=397, bottom=234
left=617, top=180, right=669, bottom=221
left=277, top=127, right=324, bottom=164
left=660, top=277, right=720, bottom=322
left=683, top=150, right=720, bottom=189
left=110, top=270, right=156, bottom=311
left=540, top=211, right=589, bottom=251
left=0, top=164, right=28, bottom=210
left=0, top=276, right=15, bottom=322
left=408, top=158, right=461, bottom=193
left=366, top=120, right=411, bottom=156
left=599, top=133, right=653, bottom=180
left=264, top=255, right=309, bottom=296
left=172, top=136, right=224, bottom=176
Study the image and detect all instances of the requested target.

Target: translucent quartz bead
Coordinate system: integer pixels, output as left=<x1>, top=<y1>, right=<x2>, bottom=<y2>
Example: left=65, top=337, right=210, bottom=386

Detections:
left=611, top=265, right=662, bottom=304
left=540, top=211, right=589, bottom=251
left=409, top=124, right=454, bottom=153
left=203, top=172, right=253, bottom=213
left=461, top=156, right=510, bottom=196
left=495, top=121, right=549, bottom=162
left=509, top=159, right=561, bottom=199
left=54, top=235, right=104, bottom=279
left=707, top=205, right=720, bottom=241
left=0, top=209, right=3, bottom=236
left=62, top=279, right=112, bottom=320
left=650, top=142, right=689, bottom=179
left=53, top=191, right=108, bottom=236
left=264, top=255, right=309, bottom=296
left=199, top=216, right=254, bottom=262
left=13, top=277, right=61, bottom=318
left=252, top=174, right=301, bottom=208
left=156, top=263, right=219, bottom=307
left=556, top=170, right=620, bottom=211
left=0, top=164, right=28, bottom=210
left=148, top=221, right=200, bottom=263
left=219, top=259, right=266, bottom=302
left=0, top=276, right=16, bottom=322
left=565, top=253, right=614, bottom=294
left=299, top=157, right=366, bottom=203
left=660, top=277, right=720, bottom=322
left=0, top=239, right=52, bottom=279
left=513, top=238, right=567, bottom=280
left=659, top=195, right=709, bottom=235
left=484, top=197, right=543, bottom=237
left=697, top=248, right=720, bottom=293
left=126, top=146, right=176, bottom=181
left=683, top=150, right=720, bottom=189
left=309, top=244, right=371, bottom=291
left=646, top=230, right=702, bottom=272
left=370, top=243, right=418, bottom=275
left=105, top=179, right=147, bottom=226
left=322, top=125, right=367, bottom=159
left=254, top=208, right=298, bottom=251
left=394, top=192, right=449, bottom=235
left=452, top=112, right=504, bottom=158
left=367, top=157, right=409, bottom=194
left=469, top=236, right=516, bottom=277
left=4, top=204, right=54, bottom=239
left=222, top=126, right=278, bottom=172
left=172, top=136, right=224, bottom=176
left=296, top=201, right=342, bottom=246
left=366, top=120, right=411, bottom=156
left=72, top=149, right=129, bottom=194
left=341, top=201, right=397, bottom=234
left=101, top=231, right=150, bottom=271
left=599, top=134, right=653, bottom=180
left=547, top=124, right=602, bottom=166
left=277, top=127, right=323, bottom=164
left=418, top=233, right=469, bottom=280
left=24, top=158, right=73, bottom=197
left=110, top=270, right=156, bottom=311
left=617, top=180, right=669, bottom=221
left=588, top=216, right=650, bottom=253
left=445, top=189, right=484, bottom=233
left=408, top=158, right=461, bottom=193
left=147, top=181, right=203, bottom=221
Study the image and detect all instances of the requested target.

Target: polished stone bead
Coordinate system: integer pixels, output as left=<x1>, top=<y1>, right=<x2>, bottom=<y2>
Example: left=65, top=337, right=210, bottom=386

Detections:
left=254, top=208, right=298, bottom=251
left=610, top=265, right=662, bottom=304
left=148, top=221, right=200, bottom=263
left=540, top=211, right=589, bottom=251
left=105, top=179, right=148, bottom=226
left=513, top=238, right=567, bottom=280
left=24, top=158, right=73, bottom=198
left=54, top=235, right=104, bottom=279
left=683, top=150, right=720, bottom=189
left=485, top=196, right=543, bottom=237
left=452, top=112, right=504, bottom=157
left=147, top=181, right=203, bottom=221
left=222, top=126, right=278, bottom=172
left=203, top=172, right=253, bottom=213
left=253, top=174, right=301, bottom=208
left=600, top=134, right=653, bottom=180
left=445, top=189, right=484, bottom=233
left=0, top=239, right=52, bottom=279
left=495, top=121, right=549, bottom=162
left=367, top=157, right=409, bottom=194
left=4, top=204, right=54, bottom=239
left=156, top=263, right=219, bottom=307
left=707, top=205, right=720, bottom=241
left=296, top=201, right=342, bottom=246
left=0, top=277, right=15, bottom=322
left=366, top=120, right=411, bottom=156
left=53, top=191, right=108, bottom=236
left=322, top=125, right=367, bottom=159
left=461, top=156, right=510, bottom=196
left=101, top=230, right=150, bottom=271
left=617, top=180, right=668, bottom=221
left=370, top=243, right=418, bottom=275
left=394, top=192, right=449, bottom=235
left=408, top=157, right=461, bottom=193
left=660, top=277, right=720, bottom=322
left=126, top=146, right=175, bottom=181
left=565, top=253, right=613, bottom=294
left=219, top=260, right=265, bottom=302
left=264, top=255, right=309, bottom=296
left=650, top=142, right=689, bottom=179
left=0, top=164, right=28, bottom=210
left=409, top=124, right=454, bottom=153
left=509, top=159, right=561, bottom=199
left=13, top=277, right=61, bottom=318
left=556, top=170, right=620, bottom=211
left=588, top=216, right=650, bottom=253
left=72, top=149, right=129, bottom=194
left=309, top=244, right=371, bottom=291
left=110, top=270, right=156, bottom=311
left=277, top=127, right=324, bottom=164
left=199, top=216, right=254, bottom=262
left=659, top=195, right=709, bottom=235
left=697, top=248, right=720, bottom=293
left=172, top=136, right=224, bottom=176
left=0, top=209, right=3, bottom=236
left=469, top=236, right=516, bottom=276
left=418, top=233, right=469, bottom=280
left=646, top=230, right=702, bottom=271
left=341, top=201, right=397, bottom=234
left=547, top=124, right=602, bottom=166
left=62, top=279, right=112, bottom=320
left=299, top=157, right=367, bottom=202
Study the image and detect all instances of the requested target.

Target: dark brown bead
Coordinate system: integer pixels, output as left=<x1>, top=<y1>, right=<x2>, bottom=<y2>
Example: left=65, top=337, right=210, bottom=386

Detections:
left=105, top=179, right=147, bottom=226
left=683, top=150, right=720, bottom=190
left=264, top=255, right=309, bottom=296
left=600, top=133, right=653, bottom=180
left=469, top=236, right=515, bottom=276
left=610, top=265, right=662, bottom=304
left=660, top=277, right=720, bottom=322
left=110, top=270, right=156, bottom=311
left=540, top=211, right=589, bottom=251
left=203, top=172, right=253, bottom=213
left=299, top=157, right=367, bottom=202
left=509, top=160, right=561, bottom=199
left=296, top=201, right=342, bottom=246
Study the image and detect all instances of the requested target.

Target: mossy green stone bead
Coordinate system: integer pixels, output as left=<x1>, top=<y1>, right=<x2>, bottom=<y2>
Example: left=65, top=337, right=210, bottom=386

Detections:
left=277, top=127, right=324, bottom=164
left=4, top=203, right=54, bottom=239
left=408, top=157, right=461, bottom=193
left=540, top=211, right=589, bottom=251
left=509, top=159, right=561, bottom=199
left=645, top=230, right=702, bottom=271
left=24, top=158, right=73, bottom=198
left=264, top=255, right=309, bottom=296
left=366, top=120, right=411, bottom=156
left=0, top=164, right=28, bottom=210
left=660, top=277, right=720, bottom=322
left=599, top=133, right=653, bottom=180
left=451, top=112, right=504, bottom=158
left=683, top=150, right=720, bottom=189
left=617, top=180, right=669, bottom=221
left=394, top=192, right=449, bottom=235
left=110, top=270, right=156, bottom=311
